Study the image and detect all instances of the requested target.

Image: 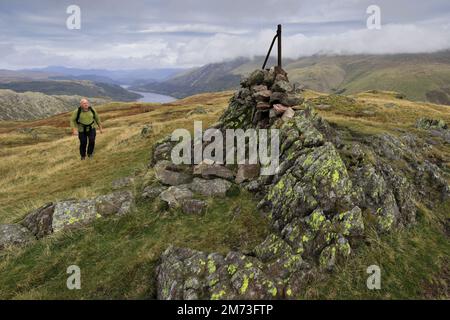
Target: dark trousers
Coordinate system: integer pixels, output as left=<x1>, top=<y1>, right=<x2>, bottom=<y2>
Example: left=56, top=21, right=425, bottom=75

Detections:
left=78, top=128, right=96, bottom=157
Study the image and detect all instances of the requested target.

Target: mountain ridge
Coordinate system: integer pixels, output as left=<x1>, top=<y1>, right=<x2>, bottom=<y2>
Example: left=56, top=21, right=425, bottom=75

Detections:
left=132, top=51, right=450, bottom=105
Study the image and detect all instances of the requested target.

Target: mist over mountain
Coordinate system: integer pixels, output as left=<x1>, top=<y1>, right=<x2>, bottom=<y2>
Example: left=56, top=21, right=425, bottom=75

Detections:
left=132, top=51, right=450, bottom=105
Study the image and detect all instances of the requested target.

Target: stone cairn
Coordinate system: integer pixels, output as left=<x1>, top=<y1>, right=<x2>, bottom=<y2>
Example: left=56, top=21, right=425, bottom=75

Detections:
left=151, top=67, right=450, bottom=300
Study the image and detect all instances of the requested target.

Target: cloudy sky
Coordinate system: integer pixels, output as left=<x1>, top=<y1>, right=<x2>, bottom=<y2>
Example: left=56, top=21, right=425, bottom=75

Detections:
left=1, top=0, right=450, bottom=70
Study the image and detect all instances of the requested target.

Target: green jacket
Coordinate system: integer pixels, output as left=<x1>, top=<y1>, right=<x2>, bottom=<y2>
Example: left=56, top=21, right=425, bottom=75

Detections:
left=70, top=107, right=101, bottom=131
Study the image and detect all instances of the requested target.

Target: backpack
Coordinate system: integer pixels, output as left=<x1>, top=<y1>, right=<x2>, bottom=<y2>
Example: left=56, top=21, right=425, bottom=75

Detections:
left=76, top=107, right=98, bottom=133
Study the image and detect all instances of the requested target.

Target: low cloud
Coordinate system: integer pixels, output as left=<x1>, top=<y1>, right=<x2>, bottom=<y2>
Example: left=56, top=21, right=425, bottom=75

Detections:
left=1, top=0, right=450, bottom=69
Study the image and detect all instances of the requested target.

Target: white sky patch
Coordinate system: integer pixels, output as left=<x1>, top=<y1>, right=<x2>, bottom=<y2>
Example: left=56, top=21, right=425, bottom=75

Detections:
left=137, top=23, right=250, bottom=35
left=1, top=0, right=450, bottom=69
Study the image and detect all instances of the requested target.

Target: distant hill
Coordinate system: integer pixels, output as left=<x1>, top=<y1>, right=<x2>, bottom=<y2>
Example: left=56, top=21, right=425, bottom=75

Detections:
left=26, top=66, right=187, bottom=85
left=129, top=57, right=251, bottom=98
left=0, top=69, right=60, bottom=83
left=0, top=89, right=109, bottom=121
left=48, top=74, right=120, bottom=85
left=133, top=51, right=450, bottom=105
left=0, top=80, right=141, bottom=102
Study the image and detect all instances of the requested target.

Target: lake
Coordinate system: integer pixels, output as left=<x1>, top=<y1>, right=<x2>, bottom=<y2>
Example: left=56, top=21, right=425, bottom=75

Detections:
left=121, top=85, right=176, bottom=103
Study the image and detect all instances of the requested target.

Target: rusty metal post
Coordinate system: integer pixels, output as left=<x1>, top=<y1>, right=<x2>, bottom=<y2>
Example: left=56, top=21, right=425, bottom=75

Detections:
left=262, top=25, right=282, bottom=70
left=277, top=24, right=282, bottom=68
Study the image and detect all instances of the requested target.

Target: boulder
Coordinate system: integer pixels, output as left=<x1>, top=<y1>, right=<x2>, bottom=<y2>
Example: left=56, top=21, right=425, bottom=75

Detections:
left=160, top=185, right=194, bottom=208
left=142, top=184, right=167, bottom=200
left=154, top=160, right=193, bottom=186
left=156, top=246, right=283, bottom=300
left=52, top=199, right=98, bottom=233
left=95, top=190, right=135, bottom=217
left=52, top=191, right=135, bottom=233
left=188, top=178, right=232, bottom=197
left=151, top=138, right=175, bottom=165
left=22, top=202, right=55, bottom=238
left=0, top=224, right=35, bottom=250
left=193, top=163, right=235, bottom=180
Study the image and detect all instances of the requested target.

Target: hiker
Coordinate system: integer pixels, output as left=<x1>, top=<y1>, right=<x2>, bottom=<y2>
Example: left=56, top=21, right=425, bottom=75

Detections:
left=70, top=98, right=103, bottom=160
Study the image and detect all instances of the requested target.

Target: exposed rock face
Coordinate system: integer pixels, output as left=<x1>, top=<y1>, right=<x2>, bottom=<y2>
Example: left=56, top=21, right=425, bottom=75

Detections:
left=19, top=191, right=135, bottom=236
left=415, top=118, right=450, bottom=144
left=0, top=224, right=35, bottom=250
left=153, top=66, right=449, bottom=300
left=21, top=203, right=55, bottom=238
left=0, top=89, right=109, bottom=121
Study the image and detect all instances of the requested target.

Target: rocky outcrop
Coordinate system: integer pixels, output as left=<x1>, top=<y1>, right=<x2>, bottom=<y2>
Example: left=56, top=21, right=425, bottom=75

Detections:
left=153, top=67, right=449, bottom=300
left=0, top=185, right=136, bottom=252
left=415, top=118, right=450, bottom=144
left=416, top=118, right=448, bottom=130
left=22, top=203, right=55, bottom=239
left=0, top=224, right=35, bottom=250
left=51, top=191, right=135, bottom=232
left=0, top=89, right=109, bottom=121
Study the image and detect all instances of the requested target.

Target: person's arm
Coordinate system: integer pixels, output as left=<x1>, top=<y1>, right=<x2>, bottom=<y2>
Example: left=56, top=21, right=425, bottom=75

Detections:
left=93, top=107, right=103, bottom=133
left=70, top=110, right=78, bottom=136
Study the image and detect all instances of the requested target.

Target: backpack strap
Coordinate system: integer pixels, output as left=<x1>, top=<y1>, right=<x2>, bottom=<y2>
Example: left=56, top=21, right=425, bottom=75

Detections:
left=90, top=107, right=99, bottom=126
left=75, top=107, right=82, bottom=124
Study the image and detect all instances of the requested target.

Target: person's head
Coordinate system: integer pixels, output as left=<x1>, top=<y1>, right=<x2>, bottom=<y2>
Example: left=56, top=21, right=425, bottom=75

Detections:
left=80, top=98, right=90, bottom=111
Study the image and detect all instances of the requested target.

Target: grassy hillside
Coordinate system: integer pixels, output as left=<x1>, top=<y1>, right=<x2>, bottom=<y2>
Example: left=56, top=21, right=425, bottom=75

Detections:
left=0, top=80, right=141, bottom=102
left=137, top=52, right=450, bottom=105
left=0, top=90, right=448, bottom=299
